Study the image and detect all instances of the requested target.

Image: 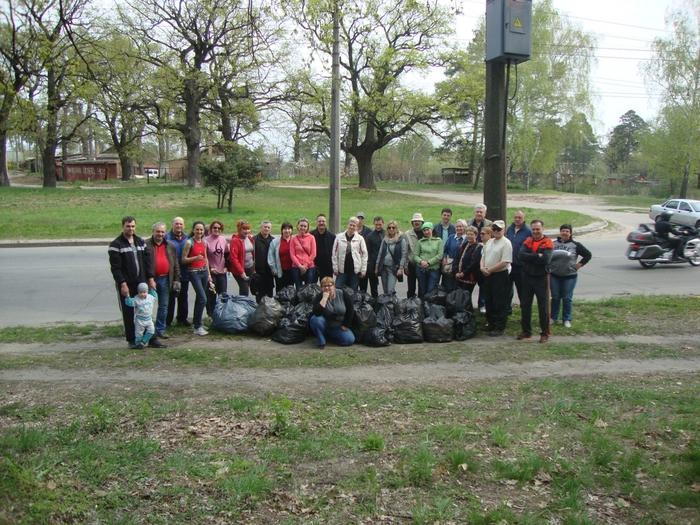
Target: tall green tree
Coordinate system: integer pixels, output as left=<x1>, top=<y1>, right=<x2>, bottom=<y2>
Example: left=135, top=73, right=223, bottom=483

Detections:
left=291, top=0, right=452, bottom=189
left=643, top=4, right=700, bottom=198
left=560, top=112, right=599, bottom=179
left=605, top=109, right=647, bottom=173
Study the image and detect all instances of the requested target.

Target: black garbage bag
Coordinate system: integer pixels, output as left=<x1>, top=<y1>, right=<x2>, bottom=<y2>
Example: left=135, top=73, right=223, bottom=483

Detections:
left=352, top=301, right=377, bottom=341
left=362, top=326, right=392, bottom=347
left=341, top=285, right=355, bottom=299
left=392, top=308, right=423, bottom=344
left=276, top=285, right=297, bottom=305
left=293, top=302, right=314, bottom=327
left=423, top=315, right=454, bottom=343
left=270, top=315, right=308, bottom=344
left=446, top=288, right=472, bottom=316
left=353, top=291, right=374, bottom=307
left=296, top=283, right=321, bottom=303
left=426, top=303, right=446, bottom=319
left=453, top=311, right=477, bottom=340
left=375, top=304, right=394, bottom=329
left=248, top=297, right=285, bottom=336
left=376, top=293, right=399, bottom=315
left=211, top=294, right=257, bottom=333
left=424, top=287, right=447, bottom=306
left=398, top=297, right=423, bottom=320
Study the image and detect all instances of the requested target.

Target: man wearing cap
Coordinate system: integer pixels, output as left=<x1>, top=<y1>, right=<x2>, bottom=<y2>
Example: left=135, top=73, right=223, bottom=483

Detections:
left=467, top=203, right=492, bottom=233
left=413, top=221, right=444, bottom=298
left=356, top=212, right=372, bottom=237
left=359, top=216, right=385, bottom=298
left=480, top=219, right=512, bottom=336
left=109, top=216, right=156, bottom=349
left=517, top=219, right=553, bottom=343
left=403, top=212, right=425, bottom=298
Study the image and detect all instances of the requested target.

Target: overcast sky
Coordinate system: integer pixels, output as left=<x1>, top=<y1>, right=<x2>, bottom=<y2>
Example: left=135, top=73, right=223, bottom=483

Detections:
left=454, top=0, right=685, bottom=139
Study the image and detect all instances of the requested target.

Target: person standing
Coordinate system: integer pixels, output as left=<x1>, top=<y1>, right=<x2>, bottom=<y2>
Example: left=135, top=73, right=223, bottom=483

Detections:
left=413, top=222, right=444, bottom=298
left=433, top=208, right=455, bottom=244
left=403, top=213, right=424, bottom=298
left=360, top=216, right=385, bottom=298
left=518, top=220, right=554, bottom=343
left=290, top=217, right=317, bottom=289
left=109, top=216, right=159, bottom=349
left=311, top=214, right=335, bottom=281
left=205, top=220, right=229, bottom=316
left=375, top=220, right=407, bottom=295
left=480, top=220, right=512, bottom=337
left=506, top=210, right=532, bottom=306
left=182, top=221, right=213, bottom=336
left=146, top=222, right=180, bottom=340
left=467, top=203, right=492, bottom=233
left=165, top=217, right=190, bottom=327
left=332, top=217, right=368, bottom=291
left=356, top=212, right=371, bottom=237
left=229, top=220, right=255, bottom=296
left=254, top=220, right=275, bottom=301
left=268, top=222, right=295, bottom=291
left=442, top=219, right=467, bottom=292
left=455, top=225, right=482, bottom=293
left=550, top=224, right=592, bottom=328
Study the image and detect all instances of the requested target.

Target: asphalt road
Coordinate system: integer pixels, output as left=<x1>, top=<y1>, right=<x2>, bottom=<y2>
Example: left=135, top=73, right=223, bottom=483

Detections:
left=1, top=232, right=699, bottom=327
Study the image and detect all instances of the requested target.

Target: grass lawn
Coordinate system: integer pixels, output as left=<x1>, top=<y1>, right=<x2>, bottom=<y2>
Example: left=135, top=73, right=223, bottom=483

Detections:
left=0, top=183, right=597, bottom=240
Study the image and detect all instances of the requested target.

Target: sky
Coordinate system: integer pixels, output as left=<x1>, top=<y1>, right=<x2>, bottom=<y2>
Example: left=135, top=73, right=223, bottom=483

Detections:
left=453, top=0, right=685, bottom=139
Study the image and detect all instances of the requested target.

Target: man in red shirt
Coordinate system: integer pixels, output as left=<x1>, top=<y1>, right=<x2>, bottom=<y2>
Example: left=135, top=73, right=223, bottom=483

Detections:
left=517, top=220, right=553, bottom=343
left=146, top=222, right=180, bottom=344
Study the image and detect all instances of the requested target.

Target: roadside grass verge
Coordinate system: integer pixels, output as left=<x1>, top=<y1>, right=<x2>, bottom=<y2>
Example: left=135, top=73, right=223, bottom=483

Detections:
left=0, top=185, right=596, bottom=240
left=1, top=376, right=697, bottom=523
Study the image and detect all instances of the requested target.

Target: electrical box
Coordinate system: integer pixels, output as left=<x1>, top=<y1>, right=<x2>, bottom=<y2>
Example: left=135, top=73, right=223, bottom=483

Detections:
left=485, top=0, right=532, bottom=64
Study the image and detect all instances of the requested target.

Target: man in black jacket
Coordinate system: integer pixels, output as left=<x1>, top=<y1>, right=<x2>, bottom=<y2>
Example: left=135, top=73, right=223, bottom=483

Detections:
left=311, top=214, right=335, bottom=281
left=359, top=216, right=385, bottom=297
left=254, top=220, right=275, bottom=300
left=109, top=216, right=158, bottom=349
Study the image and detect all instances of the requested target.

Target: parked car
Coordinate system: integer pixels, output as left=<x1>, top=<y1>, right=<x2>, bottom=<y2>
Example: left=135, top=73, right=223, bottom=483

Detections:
left=649, top=199, right=700, bottom=228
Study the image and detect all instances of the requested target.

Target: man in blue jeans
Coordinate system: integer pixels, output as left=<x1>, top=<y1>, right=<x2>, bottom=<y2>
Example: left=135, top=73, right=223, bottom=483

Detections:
left=146, top=222, right=180, bottom=341
left=165, top=217, right=190, bottom=327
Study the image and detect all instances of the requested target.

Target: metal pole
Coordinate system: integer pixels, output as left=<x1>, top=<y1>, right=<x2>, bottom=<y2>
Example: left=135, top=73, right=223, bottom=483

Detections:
left=483, top=60, right=507, bottom=221
left=329, top=0, right=341, bottom=233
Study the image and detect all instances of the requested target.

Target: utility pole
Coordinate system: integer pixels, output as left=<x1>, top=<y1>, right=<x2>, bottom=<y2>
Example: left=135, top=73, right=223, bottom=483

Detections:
left=483, top=61, right=507, bottom=221
left=329, top=0, right=341, bottom=233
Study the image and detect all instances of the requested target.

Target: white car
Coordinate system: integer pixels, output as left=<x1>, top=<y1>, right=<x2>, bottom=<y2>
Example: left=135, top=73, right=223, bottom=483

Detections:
left=649, top=199, right=700, bottom=229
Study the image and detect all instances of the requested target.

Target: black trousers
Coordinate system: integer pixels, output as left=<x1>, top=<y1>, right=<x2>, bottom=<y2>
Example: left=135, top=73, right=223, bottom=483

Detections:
left=406, top=261, right=418, bottom=298
left=359, top=269, right=379, bottom=297
left=256, top=270, right=275, bottom=302
left=510, top=265, right=525, bottom=304
left=206, top=272, right=228, bottom=316
left=483, top=270, right=510, bottom=331
left=520, top=274, right=550, bottom=336
left=116, top=281, right=139, bottom=344
left=166, top=273, right=189, bottom=325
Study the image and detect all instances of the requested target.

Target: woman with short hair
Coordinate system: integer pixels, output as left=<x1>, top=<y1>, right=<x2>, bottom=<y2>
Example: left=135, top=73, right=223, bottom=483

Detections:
left=290, top=217, right=317, bottom=289
left=375, top=220, right=407, bottom=295
left=550, top=224, right=592, bottom=328
left=268, top=222, right=295, bottom=290
left=332, top=217, right=368, bottom=291
left=442, top=219, right=468, bottom=291
left=229, top=220, right=255, bottom=296
left=455, top=225, right=482, bottom=293
left=310, top=276, right=355, bottom=349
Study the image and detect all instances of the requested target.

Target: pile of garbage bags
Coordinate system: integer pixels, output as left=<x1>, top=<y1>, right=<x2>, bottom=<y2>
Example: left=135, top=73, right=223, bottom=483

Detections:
left=211, top=284, right=476, bottom=345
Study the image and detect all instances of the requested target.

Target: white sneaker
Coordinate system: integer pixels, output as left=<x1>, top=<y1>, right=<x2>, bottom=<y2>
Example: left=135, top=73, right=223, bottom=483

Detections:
left=479, top=306, right=486, bottom=314
left=563, top=321, right=572, bottom=328
left=193, top=326, right=209, bottom=336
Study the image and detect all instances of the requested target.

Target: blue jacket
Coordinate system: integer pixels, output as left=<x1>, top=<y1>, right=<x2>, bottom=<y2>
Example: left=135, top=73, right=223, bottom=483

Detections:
left=506, top=223, right=532, bottom=267
left=433, top=223, right=456, bottom=244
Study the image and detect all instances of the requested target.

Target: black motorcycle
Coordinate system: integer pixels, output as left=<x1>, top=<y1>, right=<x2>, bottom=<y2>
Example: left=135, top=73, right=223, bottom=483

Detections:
left=626, top=223, right=700, bottom=268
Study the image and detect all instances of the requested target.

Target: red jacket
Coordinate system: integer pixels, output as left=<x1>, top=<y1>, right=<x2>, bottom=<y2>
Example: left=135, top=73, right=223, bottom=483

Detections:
left=229, top=234, right=255, bottom=277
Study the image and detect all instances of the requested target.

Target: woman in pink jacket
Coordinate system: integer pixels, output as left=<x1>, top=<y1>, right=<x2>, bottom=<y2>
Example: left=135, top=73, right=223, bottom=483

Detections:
left=229, top=219, right=255, bottom=296
left=290, top=217, right=317, bottom=289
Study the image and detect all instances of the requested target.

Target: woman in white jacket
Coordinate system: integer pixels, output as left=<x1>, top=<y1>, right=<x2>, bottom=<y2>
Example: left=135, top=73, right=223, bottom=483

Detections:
left=332, top=217, right=368, bottom=291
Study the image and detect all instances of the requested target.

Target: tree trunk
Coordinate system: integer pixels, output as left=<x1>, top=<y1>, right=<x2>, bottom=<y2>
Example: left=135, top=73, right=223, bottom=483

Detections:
left=0, top=134, right=10, bottom=187
left=42, top=68, right=59, bottom=188
left=0, top=91, right=15, bottom=187
left=119, top=151, right=132, bottom=182
left=680, top=154, right=690, bottom=199
left=355, top=150, right=376, bottom=189
left=183, top=79, right=202, bottom=187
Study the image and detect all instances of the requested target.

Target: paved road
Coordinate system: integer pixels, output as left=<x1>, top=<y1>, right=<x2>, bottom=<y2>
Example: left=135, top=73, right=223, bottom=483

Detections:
left=1, top=232, right=699, bottom=327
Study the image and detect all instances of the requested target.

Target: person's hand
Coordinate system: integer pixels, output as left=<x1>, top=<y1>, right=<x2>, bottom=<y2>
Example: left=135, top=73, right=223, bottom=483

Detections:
left=208, top=281, right=216, bottom=292
left=397, top=268, right=404, bottom=276
left=340, top=325, right=349, bottom=331
left=575, top=262, right=583, bottom=270
left=359, top=272, right=366, bottom=278
left=481, top=267, right=490, bottom=276
left=456, top=272, right=464, bottom=279
left=120, top=282, right=129, bottom=297
left=173, top=282, right=181, bottom=294
left=196, top=254, right=204, bottom=261
left=322, top=290, right=330, bottom=300
left=299, top=265, right=307, bottom=274
left=420, top=260, right=429, bottom=269
left=148, top=278, right=156, bottom=289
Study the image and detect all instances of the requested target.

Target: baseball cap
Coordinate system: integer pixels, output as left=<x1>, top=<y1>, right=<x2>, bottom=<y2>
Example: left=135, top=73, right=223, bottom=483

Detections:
left=492, top=220, right=506, bottom=230
left=411, top=212, right=424, bottom=222
left=356, top=211, right=366, bottom=219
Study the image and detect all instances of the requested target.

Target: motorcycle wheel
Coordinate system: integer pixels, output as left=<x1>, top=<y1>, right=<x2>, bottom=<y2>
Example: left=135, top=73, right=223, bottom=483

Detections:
left=638, top=260, right=657, bottom=268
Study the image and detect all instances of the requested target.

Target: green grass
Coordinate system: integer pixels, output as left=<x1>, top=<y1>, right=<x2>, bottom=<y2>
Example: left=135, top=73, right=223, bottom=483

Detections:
left=2, top=376, right=698, bottom=523
left=0, top=184, right=597, bottom=239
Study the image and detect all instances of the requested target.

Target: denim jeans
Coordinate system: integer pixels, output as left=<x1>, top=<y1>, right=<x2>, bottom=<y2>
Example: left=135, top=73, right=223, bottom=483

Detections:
left=154, top=275, right=170, bottom=335
left=417, top=267, right=439, bottom=298
left=189, top=269, right=209, bottom=329
left=336, top=272, right=359, bottom=291
left=380, top=266, right=398, bottom=295
left=550, top=274, right=577, bottom=321
left=309, top=315, right=355, bottom=347
left=291, top=267, right=318, bottom=290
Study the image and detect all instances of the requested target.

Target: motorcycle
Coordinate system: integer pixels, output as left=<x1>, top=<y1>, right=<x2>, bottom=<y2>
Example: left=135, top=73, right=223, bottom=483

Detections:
left=626, top=223, right=700, bottom=268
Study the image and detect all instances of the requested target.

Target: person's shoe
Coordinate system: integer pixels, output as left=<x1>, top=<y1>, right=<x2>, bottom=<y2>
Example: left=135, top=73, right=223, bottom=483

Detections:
left=563, top=320, right=572, bottom=328
left=177, top=319, right=192, bottom=327
left=193, top=326, right=209, bottom=336
left=135, top=342, right=145, bottom=349
left=156, top=332, right=169, bottom=339
left=539, top=334, right=549, bottom=343
left=318, top=344, right=326, bottom=350
left=488, top=330, right=503, bottom=337
left=479, top=306, right=486, bottom=314
left=128, top=342, right=138, bottom=349
left=517, top=332, right=531, bottom=340
left=149, top=339, right=167, bottom=348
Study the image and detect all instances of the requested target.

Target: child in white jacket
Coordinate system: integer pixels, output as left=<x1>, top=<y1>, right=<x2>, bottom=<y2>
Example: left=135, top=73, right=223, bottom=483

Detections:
left=125, top=283, right=157, bottom=349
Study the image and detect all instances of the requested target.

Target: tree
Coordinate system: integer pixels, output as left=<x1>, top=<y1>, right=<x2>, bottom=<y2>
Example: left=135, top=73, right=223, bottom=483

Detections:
left=559, top=112, right=599, bottom=190
left=291, top=0, right=452, bottom=189
left=643, top=4, right=700, bottom=198
left=605, top=110, right=647, bottom=173
left=200, top=143, right=261, bottom=212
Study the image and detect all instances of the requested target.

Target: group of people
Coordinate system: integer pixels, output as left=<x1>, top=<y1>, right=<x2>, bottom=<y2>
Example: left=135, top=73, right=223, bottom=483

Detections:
left=108, top=205, right=591, bottom=349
